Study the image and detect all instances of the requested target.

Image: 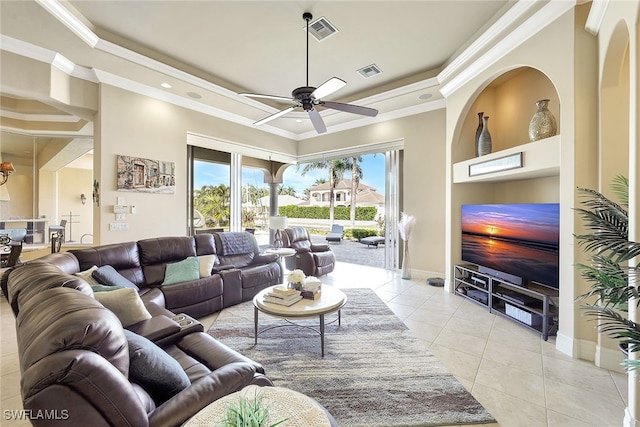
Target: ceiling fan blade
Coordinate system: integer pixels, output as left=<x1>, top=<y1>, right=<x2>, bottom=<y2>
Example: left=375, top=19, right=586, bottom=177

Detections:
left=240, top=93, right=297, bottom=103
left=320, top=101, right=379, bottom=117
left=254, top=106, right=296, bottom=126
left=311, top=77, right=346, bottom=100
left=308, top=109, right=327, bottom=134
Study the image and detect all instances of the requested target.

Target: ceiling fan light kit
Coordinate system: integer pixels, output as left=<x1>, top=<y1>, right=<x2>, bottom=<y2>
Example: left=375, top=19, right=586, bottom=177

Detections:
left=240, top=12, right=378, bottom=134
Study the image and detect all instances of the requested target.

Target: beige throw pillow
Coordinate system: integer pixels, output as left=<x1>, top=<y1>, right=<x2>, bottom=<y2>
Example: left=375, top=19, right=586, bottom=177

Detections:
left=94, top=287, right=152, bottom=327
left=198, top=255, right=216, bottom=278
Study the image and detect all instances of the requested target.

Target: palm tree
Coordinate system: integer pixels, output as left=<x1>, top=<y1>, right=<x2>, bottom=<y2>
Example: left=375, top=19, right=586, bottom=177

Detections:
left=194, top=184, right=231, bottom=227
left=301, top=160, right=349, bottom=224
left=349, top=156, right=363, bottom=228
left=575, top=175, right=640, bottom=371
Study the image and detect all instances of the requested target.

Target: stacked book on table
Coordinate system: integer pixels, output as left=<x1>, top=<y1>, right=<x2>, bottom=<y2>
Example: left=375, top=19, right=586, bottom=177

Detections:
left=263, top=286, right=302, bottom=306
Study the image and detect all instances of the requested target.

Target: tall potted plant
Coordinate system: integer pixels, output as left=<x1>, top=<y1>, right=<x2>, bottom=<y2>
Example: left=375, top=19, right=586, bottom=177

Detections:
left=575, top=175, right=640, bottom=371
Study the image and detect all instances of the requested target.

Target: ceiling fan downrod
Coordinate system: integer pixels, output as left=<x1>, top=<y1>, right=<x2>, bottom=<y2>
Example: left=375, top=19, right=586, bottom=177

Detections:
left=303, top=12, right=312, bottom=88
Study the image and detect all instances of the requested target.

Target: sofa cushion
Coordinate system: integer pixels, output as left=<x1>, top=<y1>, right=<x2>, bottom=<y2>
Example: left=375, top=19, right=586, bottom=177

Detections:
left=198, top=255, right=216, bottom=278
left=138, top=237, right=198, bottom=286
left=94, top=287, right=152, bottom=327
left=162, top=257, right=200, bottom=286
left=124, top=329, right=191, bottom=405
left=93, top=265, right=140, bottom=291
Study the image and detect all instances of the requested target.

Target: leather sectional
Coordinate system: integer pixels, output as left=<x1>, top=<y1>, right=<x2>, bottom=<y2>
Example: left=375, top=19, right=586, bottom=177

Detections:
left=1, top=231, right=283, bottom=426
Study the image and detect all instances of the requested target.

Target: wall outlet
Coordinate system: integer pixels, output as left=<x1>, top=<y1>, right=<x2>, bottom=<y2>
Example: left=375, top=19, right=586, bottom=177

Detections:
left=109, top=223, right=129, bottom=231
left=115, top=213, right=125, bottom=220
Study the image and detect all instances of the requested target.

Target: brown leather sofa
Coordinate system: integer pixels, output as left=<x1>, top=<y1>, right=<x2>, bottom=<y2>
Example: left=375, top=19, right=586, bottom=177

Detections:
left=4, top=259, right=273, bottom=427
left=282, top=227, right=336, bottom=277
left=10, top=231, right=281, bottom=319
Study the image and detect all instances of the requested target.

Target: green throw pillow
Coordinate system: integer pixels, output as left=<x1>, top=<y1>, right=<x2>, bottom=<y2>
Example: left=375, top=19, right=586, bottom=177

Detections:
left=162, top=257, right=200, bottom=286
left=123, top=329, right=191, bottom=404
left=91, top=284, right=125, bottom=293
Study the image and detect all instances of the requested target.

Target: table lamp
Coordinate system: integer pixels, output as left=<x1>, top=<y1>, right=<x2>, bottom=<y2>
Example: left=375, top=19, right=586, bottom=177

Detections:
left=269, top=216, right=287, bottom=248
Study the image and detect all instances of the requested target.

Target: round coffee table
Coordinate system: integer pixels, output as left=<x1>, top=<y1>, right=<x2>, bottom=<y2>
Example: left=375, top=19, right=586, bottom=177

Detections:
left=253, top=285, right=347, bottom=357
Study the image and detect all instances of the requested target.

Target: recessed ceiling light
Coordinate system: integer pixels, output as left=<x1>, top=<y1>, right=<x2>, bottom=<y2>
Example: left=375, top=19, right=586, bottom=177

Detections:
left=161, top=82, right=172, bottom=89
left=418, top=93, right=433, bottom=100
left=187, top=92, right=202, bottom=99
left=296, top=119, right=302, bottom=123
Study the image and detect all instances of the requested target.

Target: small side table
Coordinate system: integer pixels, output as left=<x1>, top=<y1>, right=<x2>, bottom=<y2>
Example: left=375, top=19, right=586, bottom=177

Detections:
left=265, top=247, right=296, bottom=282
left=183, top=385, right=337, bottom=427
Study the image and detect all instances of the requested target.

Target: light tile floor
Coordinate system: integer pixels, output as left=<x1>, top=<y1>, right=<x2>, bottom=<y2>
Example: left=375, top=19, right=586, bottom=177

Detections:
left=0, top=261, right=629, bottom=427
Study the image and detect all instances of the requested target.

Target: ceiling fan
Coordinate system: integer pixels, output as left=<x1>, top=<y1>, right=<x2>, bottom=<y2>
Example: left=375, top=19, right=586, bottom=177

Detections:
left=240, top=12, right=378, bottom=134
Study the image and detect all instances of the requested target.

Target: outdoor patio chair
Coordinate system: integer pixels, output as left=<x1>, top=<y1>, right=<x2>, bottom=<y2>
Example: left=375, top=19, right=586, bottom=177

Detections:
left=325, top=224, right=344, bottom=243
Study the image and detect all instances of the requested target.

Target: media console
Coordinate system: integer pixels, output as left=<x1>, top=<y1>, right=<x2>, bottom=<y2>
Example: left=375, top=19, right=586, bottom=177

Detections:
left=454, top=264, right=559, bottom=340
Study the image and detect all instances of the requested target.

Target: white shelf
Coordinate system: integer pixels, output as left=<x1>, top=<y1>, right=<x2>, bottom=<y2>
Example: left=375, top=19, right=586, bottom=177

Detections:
left=453, top=135, right=560, bottom=183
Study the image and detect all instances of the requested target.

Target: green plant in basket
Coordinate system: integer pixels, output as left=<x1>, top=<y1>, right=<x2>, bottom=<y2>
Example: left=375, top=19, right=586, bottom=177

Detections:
left=219, top=392, right=287, bottom=427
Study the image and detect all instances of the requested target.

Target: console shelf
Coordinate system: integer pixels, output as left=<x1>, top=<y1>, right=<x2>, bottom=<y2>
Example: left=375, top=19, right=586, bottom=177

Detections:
left=454, top=264, right=559, bottom=340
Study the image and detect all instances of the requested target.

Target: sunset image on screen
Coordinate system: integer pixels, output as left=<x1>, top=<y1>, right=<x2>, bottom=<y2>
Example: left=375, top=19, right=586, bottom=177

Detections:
left=461, top=203, right=559, bottom=244
left=461, top=203, right=560, bottom=288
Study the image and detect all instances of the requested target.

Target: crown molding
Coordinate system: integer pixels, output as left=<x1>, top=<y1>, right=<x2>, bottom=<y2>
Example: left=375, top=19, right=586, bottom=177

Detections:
left=35, top=0, right=99, bottom=47
left=440, top=0, right=576, bottom=98
left=93, top=69, right=300, bottom=141
left=585, top=0, right=609, bottom=35
left=438, top=0, right=539, bottom=84
left=0, top=109, right=80, bottom=123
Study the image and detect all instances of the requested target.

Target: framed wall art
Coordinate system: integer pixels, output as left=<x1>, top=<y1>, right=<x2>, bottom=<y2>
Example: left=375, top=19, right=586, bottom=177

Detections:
left=116, top=155, right=175, bottom=194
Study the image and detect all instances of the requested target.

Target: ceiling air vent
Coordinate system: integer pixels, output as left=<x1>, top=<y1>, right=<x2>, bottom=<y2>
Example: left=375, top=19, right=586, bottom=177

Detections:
left=307, top=16, right=338, bottom=41
left=357, top=64, right=383, bottom=78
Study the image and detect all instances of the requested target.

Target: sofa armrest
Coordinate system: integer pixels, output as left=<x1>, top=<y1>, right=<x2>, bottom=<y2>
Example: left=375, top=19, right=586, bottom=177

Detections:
left=310, top=243, right=330, bottom=252
left=212, top=264, right=235, bottom=273
left=148, top=362, right=257, bottom=427
left=143, top=299, right=175, bottom=317
left=253, top=253, right=279, bottom=264
left=126, top=315, right=181, bottom=342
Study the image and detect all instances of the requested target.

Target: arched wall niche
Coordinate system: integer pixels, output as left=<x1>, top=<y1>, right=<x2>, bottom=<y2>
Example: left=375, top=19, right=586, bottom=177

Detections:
left=452, top=66, right=561, bottom=166
left=600, top=21, right=630, bottom=198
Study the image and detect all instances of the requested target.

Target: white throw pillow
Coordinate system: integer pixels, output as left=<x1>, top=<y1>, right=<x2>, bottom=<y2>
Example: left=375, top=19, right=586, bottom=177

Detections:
left=94, top=287, right=152, bottom=327
left=198, top=255, right=216, bottom=278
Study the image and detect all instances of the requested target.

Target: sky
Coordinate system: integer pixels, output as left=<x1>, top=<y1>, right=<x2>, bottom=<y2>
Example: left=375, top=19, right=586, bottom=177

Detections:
left=194, top=153, right=386, bottom=197
left=461, top=203, right=560, bottom=244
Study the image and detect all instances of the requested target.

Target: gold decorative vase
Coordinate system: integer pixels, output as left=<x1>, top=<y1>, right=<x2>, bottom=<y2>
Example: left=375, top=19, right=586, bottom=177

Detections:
left=528, top=99, right=557, bottom=141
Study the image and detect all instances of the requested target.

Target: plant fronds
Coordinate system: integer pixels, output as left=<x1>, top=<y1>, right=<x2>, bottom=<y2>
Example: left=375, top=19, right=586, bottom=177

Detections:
left=220, top=391, right=288, bottom=427
left=575, top=187, right=640, bottom=263
left=574, top=177, right=640, bottom=374
left=611, top=175, right=629, bottom=207
left=583, top=305, right=640, bottom=355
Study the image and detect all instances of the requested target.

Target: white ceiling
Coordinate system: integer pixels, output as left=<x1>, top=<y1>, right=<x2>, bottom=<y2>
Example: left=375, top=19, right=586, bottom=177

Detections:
left=1, top=0, right=540, bottom=140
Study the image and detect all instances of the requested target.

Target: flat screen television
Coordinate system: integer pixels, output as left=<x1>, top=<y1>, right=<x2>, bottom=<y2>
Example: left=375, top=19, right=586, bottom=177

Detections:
left=461, top=203, right=560, bottom=289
